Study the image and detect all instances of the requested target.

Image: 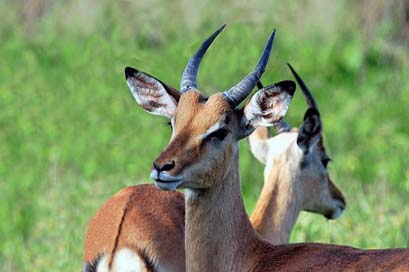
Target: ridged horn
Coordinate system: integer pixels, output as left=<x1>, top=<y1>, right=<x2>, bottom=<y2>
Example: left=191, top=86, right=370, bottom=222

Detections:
left=223, top=29, right=276, bottom=107
left=180, top=24, right=226, bottom=94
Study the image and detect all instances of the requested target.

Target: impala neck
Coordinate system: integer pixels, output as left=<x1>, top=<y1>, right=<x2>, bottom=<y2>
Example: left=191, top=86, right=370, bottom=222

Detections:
left=184, top=145, right=259, bottom=271
left=251, top=139, right=303, bottom=244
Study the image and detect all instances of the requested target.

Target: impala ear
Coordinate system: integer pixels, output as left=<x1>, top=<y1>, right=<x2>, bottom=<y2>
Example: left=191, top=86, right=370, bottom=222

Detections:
left=239, top=80, right=295, bottom=138
left=297, top=108, right=322, bottom=154
left=125, top=67, right=180, bottom=118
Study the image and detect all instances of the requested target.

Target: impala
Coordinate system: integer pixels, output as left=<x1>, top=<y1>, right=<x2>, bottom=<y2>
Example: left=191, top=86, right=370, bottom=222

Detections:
left=136, top=25, right=409, bottom=271
left=83, top=77, right=347, bottom=271
left=249, top=79, right=346, bottom=244
left=83, top=26, right=338, bottom=271
left=85, top=25, right=408, bottom=271
left=84, top=24, right=295, bottom=270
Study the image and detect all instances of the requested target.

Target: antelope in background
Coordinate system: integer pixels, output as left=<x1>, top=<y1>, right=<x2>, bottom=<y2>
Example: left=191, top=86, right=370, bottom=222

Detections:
left=127, top=25, right=409, bottom=271
left=83, top=25, right=346, bottom=271
left=249, top=76, right=346, bottom=244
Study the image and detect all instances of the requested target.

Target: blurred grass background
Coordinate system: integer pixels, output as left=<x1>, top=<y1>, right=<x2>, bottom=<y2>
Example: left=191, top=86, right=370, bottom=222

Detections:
left=0, top=0, right=408, bottom=270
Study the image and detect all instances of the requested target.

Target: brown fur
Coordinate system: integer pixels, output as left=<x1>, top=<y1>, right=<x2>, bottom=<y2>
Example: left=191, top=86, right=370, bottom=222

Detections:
left=84, top=84, right=408, bottom=270
left=249, top=126, right=346, bottom=244
left=153, top=91, right=409, bottom=271
left=83, top=184, right=185, bottom=272
left=154, top=91, right=233, bottom=179
left=250, top=156, right=295, bottom=244
left=181, top=146, right=409, bottom=271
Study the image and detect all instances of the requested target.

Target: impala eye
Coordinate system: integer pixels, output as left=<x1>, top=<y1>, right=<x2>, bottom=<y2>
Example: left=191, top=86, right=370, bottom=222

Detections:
left=207, top=128, right=229, bottom=142
left=322, top=157, right=331, bottom=168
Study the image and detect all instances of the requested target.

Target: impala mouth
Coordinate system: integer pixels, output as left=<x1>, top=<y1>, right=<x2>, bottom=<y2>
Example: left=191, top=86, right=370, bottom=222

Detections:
left=150, top=170, right=183, bottom=191
left=325, top=201, right=346, bottom=220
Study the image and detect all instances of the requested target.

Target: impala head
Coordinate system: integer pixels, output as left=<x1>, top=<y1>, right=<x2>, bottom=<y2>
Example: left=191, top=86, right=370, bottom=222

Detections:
left=276, top=64, right=346, bottom=219
left=125, top=25, right=295, bottom=192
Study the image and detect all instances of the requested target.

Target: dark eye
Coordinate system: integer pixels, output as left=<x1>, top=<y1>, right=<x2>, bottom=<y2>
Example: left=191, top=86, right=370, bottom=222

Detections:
left=322, top=158, right=331, bottom=167
left=207, top=128, right=229, bottom=142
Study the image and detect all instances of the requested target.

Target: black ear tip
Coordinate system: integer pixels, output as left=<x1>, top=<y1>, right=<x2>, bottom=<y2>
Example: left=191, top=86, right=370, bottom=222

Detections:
left=303, top=107, right=320, bottom=120
left=125, top=67, right=139, bottom=79
left=256, top=81, right=264, bottom=90
left=276, top=80, right=296, bottom=96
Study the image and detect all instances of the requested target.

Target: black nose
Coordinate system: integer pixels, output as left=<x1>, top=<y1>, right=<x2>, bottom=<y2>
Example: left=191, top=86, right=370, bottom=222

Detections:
left=153, top=161, right=175, bottom=172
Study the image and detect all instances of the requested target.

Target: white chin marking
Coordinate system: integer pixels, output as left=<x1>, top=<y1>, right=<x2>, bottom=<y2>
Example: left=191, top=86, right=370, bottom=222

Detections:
left=185, top=189, right=198, bottom=200
left=154, top=180, right=182, bottom=191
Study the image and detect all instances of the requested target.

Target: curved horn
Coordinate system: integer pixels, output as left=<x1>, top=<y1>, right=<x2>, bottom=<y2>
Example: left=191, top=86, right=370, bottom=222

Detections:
left=287, top=63, right=319, bottom=111
left=256, top=80, right=292, bottom=133
left=223, top=29, right=276, bottom=107
left=180, top=24, right=226, bottom=94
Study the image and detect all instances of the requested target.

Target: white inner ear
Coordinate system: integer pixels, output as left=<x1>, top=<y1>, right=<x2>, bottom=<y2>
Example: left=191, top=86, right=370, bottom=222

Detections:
left=245, top=89, right=290, bottom=127
left=127, top=72, right=177, bottom=118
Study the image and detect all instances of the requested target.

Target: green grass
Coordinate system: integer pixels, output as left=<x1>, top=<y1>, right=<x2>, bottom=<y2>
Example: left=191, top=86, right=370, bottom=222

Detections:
left=1, top=0, right=408, bottom=271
